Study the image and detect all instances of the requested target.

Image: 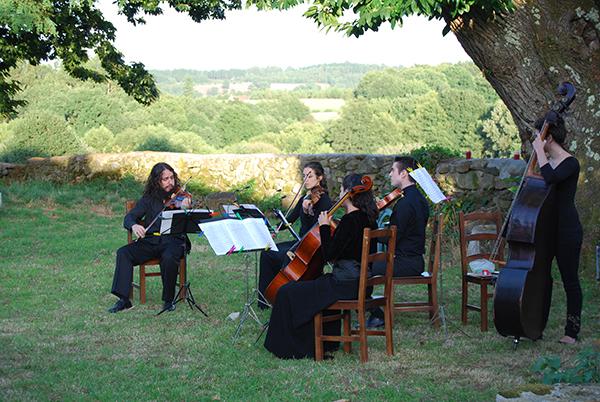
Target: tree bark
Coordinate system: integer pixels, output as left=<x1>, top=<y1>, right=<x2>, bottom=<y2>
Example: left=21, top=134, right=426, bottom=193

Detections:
left=449, top=0, right=600, bottom=266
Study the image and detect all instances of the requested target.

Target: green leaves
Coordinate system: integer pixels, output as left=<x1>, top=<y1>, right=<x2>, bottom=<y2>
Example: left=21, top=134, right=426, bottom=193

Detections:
left=532, top=348, right=600, bottom=385
left=1, top=0, right=246, bottom=117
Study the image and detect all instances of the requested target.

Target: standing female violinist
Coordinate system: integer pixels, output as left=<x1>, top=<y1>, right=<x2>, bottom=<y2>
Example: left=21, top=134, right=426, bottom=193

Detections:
left=258, top=161, right=332, bottom=309
left=531, top=112, right=583, bottom=344
left=108, top=162, right=192, bottom=314
left=264, top=173, right=378, bottom=359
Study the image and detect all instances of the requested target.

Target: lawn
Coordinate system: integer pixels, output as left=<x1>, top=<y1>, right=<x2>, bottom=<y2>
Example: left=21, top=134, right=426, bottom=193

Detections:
left=0, top=180, right=598, bottom=400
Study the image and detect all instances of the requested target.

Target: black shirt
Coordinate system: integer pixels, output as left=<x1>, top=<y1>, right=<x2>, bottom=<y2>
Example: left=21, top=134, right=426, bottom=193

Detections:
left=390, top=185, right=429, bottom=257
left=288, top=192, right=333, bottom=237
left=319, top=210, right=377, bottom=263
left=540, top=156, right=582, bottom=235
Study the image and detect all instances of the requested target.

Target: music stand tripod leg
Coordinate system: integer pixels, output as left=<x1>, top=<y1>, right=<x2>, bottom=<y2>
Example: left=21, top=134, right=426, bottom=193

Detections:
left=232, top=252, right=266, bottom=342
left=156, top=281, right=208, bottom=317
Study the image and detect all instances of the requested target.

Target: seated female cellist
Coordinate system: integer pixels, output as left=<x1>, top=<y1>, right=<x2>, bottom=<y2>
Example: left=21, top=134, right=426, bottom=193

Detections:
left=531, top=112, right=583, bottom=345
left=264, top=173, right=378, bottom=359
left=258, top=161, right=332, bottom=309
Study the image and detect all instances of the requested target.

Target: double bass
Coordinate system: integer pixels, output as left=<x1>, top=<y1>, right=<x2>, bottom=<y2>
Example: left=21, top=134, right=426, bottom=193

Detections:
left=264, top=176, right=373, bottom=304
left=493, top=82, right=576, bottom=342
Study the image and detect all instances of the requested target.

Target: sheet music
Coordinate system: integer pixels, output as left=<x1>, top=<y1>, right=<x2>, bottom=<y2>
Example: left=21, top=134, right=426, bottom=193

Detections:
left=242, top=218, right=278, bottom=251
left=409, top=167, right=447, bottom=204
left=159, top=209, right=212, bottom=234
left=199, top=218, right=278, bottom=255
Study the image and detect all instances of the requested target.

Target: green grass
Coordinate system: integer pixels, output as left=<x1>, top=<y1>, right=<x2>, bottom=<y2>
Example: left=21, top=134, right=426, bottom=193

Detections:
left=1, top=180, right=598, bottom=400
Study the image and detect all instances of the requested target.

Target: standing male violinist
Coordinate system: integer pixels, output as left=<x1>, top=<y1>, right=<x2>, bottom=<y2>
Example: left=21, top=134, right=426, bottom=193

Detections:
left=107, top=162, right=192, bottom=313
left=366, top=156, right=429, bottom=328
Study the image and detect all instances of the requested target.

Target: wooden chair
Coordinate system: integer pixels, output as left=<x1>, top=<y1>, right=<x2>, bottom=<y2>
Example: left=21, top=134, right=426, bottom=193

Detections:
left=391, top=213, right=444, bottom=327
left=458, top=210, right=504, bottom=332
left=314, top=226, right=397, bottom=363
left=126, top=200, right=187, bottom=304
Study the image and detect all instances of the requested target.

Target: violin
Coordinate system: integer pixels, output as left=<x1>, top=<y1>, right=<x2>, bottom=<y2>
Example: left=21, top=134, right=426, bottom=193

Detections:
left=493, top=82, right=576, bottom=342
left=165, top=186, right=193, bottom=210
left=302, top=184, right=326, bottom=216
left=265, top=176, right=373, bottom=304
left=309, top=185, right=326, bottom=205
left=377, top=188, right=403, bottom=210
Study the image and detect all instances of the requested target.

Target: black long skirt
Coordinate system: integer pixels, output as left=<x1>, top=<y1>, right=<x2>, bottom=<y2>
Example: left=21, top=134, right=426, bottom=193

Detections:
left=264, top=273, right=358, bottom=359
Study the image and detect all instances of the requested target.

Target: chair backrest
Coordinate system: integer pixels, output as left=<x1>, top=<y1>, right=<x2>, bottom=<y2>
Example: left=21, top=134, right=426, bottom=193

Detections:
left=458, top=210, right=504, bottom=275
left=426, top=213, right=444, bottom=278
left=357, top=226, right=397, bottom=305
left=125, top=200, right=136, bottom=244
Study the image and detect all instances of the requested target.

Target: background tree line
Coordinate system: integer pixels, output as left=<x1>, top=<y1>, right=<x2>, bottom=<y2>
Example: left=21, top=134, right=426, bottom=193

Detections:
left=0, top=61, right=520, bottom=163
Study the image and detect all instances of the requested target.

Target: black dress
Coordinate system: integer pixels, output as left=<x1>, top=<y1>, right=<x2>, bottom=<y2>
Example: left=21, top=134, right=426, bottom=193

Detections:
left=540, top=156, right=583, bottom=338
left=258, top=193, right=332, bottom=307
left=264, top=210, right=375, bottom=359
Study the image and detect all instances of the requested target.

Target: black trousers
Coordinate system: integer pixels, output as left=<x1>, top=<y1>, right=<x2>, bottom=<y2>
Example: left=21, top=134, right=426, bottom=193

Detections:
left=258, top=240, right=294, bottom=308
left=372, top=254, right=424, bottom=277
left=111, top=236, right=185, bottom=302
left=555, top=236, right=583, bottom=339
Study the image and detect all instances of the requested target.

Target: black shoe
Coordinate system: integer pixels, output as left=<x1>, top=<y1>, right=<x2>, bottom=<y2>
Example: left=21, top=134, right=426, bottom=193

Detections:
left=108, top=299, right=133, bottom=313
left=365, top=315, right=385, bottom=329
left=162, top=301, right=176, bottom=313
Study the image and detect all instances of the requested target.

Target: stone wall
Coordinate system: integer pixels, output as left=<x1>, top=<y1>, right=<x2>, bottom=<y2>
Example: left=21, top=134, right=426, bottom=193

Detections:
left=1, top=152, right=525, bottom=211
left=436, top=158, right=526, bottom=212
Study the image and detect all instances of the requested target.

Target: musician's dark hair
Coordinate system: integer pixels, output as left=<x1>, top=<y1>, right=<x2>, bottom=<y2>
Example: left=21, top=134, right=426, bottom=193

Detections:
left=303, top=161, right=328, bottom=191
left=393, top=156, right=417, bottom=184
left=143, top=162, right=180, bottom=199
left=534, top=111, right=567, bottom=146
left=342, top=173, right=379, bottom=227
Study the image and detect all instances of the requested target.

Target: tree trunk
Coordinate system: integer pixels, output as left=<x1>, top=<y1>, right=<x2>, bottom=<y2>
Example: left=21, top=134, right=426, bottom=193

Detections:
left=449, top=0, right=600, bottom=266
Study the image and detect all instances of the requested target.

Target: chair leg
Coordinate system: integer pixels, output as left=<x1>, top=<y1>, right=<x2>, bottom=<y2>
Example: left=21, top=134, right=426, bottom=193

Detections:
left=427, top=284, right=434, bottom=320
left=140, top=265, right=147, bottom=304
left=430, top=283, right=440, bottom=328
left=358, top=309, right=368, bottom=363
left=461, top=278, right=468, bottom=325
left=343, top=310, right=352, bottom=354
left=179, top=259, right=187, bottom=299
left=480, top=284, right=489, bottom=332
left=384, top=300, right=394, bottom=356
left=314, top=313, right=324, bottom=361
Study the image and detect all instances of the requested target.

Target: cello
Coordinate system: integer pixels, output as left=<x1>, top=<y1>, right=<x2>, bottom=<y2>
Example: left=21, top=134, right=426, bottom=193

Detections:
left=264, top=176, right=373, bottom=304
left=264, top=181, right=402, bottom=304
left=493, top=82, right=576, bottom=343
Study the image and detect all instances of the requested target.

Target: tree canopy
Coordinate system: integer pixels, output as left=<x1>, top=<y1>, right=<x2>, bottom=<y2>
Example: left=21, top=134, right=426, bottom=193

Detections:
left=0, top=0, right=240, bottom=117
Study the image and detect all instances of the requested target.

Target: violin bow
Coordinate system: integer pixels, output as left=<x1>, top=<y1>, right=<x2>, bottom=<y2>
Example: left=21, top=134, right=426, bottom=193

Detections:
left=274, top=174, right=309, bottom=234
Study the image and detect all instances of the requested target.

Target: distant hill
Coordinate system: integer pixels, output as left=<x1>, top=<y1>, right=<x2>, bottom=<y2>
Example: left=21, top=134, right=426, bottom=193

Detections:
left=150, top=63, right=386, bottom=95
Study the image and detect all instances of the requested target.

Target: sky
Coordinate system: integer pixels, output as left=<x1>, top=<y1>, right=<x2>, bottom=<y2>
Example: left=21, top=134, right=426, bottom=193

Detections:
left=98, top=0, right=471, bottom=71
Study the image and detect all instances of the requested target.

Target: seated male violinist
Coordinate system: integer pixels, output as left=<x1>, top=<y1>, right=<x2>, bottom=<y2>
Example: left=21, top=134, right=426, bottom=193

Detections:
left=367, top=156, right=429, bottom=328
left=108, top=162, right=192, bottom=314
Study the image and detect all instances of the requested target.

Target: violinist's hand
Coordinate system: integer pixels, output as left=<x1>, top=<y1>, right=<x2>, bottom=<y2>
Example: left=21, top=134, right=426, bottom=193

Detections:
left=132, top=224, right=146, bottom=239
left=532, top=134, right=546, bottom=156
left=302, top=199, right=312, bottom=211
left=318, top=211, right=331, bottom=226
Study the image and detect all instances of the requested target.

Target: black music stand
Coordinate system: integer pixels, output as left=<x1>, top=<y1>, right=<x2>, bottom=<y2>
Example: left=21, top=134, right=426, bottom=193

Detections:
left=198, top=209, right=276, bottom=341
left=156, top=209, right=212, bottom=317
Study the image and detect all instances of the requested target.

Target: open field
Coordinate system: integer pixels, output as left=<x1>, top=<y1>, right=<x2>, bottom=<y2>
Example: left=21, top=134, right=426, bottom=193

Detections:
left=0, top=180, right=598, bottom=400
